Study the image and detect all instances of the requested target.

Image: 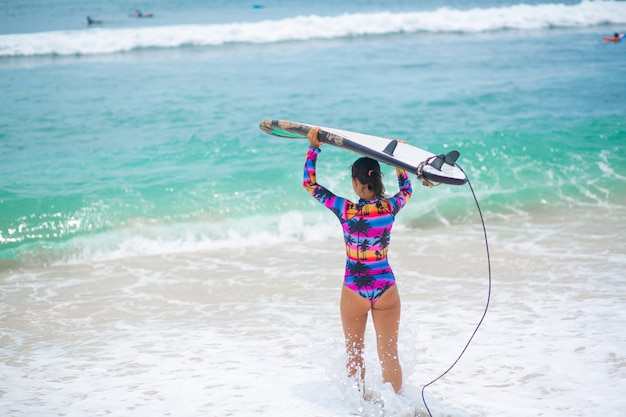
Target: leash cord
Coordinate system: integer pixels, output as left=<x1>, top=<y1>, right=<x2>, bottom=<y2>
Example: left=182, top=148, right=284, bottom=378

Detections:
left=421, top=165, right=492, bottom=417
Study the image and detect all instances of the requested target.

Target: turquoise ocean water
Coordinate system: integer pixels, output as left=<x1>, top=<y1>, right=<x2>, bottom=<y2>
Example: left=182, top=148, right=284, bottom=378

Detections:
left=1, top=2, right=626, bottom=416
left=2, top=0, right=625, bottom=266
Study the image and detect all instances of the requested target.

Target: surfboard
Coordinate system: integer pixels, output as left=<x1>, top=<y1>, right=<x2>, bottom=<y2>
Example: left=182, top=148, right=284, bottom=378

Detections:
left=259, top=119, right=467, bottom=186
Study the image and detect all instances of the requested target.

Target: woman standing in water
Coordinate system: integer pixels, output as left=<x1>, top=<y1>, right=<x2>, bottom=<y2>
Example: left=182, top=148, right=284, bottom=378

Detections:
left=303, top=127, right=413, bottom=394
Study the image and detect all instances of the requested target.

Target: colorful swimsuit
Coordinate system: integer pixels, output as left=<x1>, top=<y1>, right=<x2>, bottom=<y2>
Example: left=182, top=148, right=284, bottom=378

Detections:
left=303, top=146, right=412, bottom=304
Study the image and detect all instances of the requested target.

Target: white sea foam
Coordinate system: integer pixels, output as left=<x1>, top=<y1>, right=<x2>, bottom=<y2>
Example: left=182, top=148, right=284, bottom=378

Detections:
left=1, top=1, right=625, bottom=57
left=2, top=205, right=624, bottom=417
left=24, top=211, right=342, bottom=266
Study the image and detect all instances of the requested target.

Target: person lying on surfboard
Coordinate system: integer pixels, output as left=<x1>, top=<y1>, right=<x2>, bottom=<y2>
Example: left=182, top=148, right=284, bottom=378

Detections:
left=134, top=10, right=153, bottom=18
left=86, top=16, right=103, bottom=25
left=603, top=32, right=624, bottom=42
left=303, top=126, right=413, bottom=396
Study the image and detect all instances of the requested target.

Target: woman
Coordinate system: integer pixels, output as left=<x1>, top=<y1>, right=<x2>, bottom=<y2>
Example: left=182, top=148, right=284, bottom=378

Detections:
left=303, top=126, right=412, bottom=394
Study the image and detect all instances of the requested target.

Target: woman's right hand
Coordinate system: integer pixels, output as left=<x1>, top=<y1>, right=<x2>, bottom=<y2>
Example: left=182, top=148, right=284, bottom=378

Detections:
left=307, top=126, right=323, bottom=148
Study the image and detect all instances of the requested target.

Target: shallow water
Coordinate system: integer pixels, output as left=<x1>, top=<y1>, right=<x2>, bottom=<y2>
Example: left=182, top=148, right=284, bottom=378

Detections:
left=2, top=205, right=625, bottom=416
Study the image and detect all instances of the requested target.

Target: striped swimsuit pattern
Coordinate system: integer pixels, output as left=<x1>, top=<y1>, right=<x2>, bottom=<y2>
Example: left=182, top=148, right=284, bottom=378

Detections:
left=303, top=146, right=412, bottom=303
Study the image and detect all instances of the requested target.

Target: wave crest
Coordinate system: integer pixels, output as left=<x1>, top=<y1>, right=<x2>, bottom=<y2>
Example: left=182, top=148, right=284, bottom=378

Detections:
left=1, top=1, right=625, bottom=57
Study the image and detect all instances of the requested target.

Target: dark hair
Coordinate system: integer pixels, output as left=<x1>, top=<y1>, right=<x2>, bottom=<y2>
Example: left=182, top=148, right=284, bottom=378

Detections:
left=351, top=157, right=385, bottom=199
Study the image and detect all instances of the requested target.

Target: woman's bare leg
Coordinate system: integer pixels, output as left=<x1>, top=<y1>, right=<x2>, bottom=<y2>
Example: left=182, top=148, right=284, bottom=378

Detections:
left=371, top=285, right=402, bottom=393
left=340, top=285, right=371, bottom=389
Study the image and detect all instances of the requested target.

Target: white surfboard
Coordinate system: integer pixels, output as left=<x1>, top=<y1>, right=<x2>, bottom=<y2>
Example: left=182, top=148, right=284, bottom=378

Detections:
left=259, top=119, right=467, bottom=185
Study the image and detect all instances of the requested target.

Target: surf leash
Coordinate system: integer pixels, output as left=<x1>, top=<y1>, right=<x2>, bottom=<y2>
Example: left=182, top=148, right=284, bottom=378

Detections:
left=420, top=164, right=492, bottom=417
left=416, top=157, right=437, bottom=187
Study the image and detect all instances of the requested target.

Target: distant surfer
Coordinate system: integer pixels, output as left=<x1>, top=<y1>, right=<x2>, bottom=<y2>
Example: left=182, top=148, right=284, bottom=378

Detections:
left=603, top=33, right=624, bottom=43
left=134, top=10, right=153, bottom=18
left=86, top=16, right=103, bottom=25
left=303, top=127, right=413, bottom=395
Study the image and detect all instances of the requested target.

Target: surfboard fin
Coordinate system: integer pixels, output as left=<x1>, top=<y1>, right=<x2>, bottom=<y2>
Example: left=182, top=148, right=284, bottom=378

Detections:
left=430, top=154, right=445, bottom=170
left=429, top=150, right=460, bottom=170
left=444, top=150, right=460, bottom=165
left=383, top=140, right=398, bottom=156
